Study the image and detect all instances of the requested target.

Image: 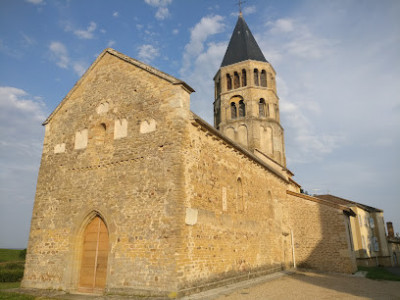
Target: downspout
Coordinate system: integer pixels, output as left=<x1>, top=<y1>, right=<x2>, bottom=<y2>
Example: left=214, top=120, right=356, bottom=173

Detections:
left=291, top=229, right=296, bottom=268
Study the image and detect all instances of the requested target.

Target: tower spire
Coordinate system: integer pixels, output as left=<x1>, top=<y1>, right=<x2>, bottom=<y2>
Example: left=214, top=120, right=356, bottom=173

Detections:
left=220, top=13, right=267, bottom=67
left=237, top=0, right=246, bottom=14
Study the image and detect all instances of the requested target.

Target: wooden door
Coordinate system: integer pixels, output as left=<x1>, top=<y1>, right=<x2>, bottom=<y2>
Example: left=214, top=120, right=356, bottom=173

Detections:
left=78, top=216, right=109, bottom=293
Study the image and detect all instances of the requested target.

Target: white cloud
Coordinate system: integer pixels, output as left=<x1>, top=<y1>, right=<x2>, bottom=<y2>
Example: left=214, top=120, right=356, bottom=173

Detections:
left=144, top=0, right=173, bottom=20
left=137, top=44, right=159, bottom=63
left=267, top=18, right=335, bottom=60
left=48, top=41, right=89, bottom=77
left=180, top=15, right=225, bottom=76
left=144, top=0, right=172, bottom=7
left=243, top=5, right=256, bottom=15
left=172, top=29, right=179, bottom=35
left=107, top=40, right=116, bottom=47
left=112, top=11, right=119, bottom=17
left=20, top=33, right=36, bottom=46
left=74, top=21, right=97, bottom=39
left=155, top=7, right=170, bottom=20
left=0, top=86, right=47, bottom=248
left=49, top=41, right=69, bottom=69
left=73, top=62, right=88, bottom=76
left=26, top=0, right=44, bottom=4
left=268, top=18, right=294, bottom=33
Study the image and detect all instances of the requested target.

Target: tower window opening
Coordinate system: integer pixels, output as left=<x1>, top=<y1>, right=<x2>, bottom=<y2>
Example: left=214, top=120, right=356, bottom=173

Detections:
left=215, top=79, right=221, bottom=98
left=234, top=72, right=240, bottom=89
left=259, top=99, right=266, bottom=117
left=231, top=102, right=237, bottom=119
left=226, top=74, right=232, bottom=90
left=254, top=69, right=259, bottom=86
left=242, top=69, right=247, bottom=86
left=239, top=100, right=246, bottom=117
left=261, top=70, right=267, bottom=87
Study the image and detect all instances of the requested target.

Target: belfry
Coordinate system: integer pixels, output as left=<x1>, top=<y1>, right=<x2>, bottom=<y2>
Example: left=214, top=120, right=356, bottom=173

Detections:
left=214, top=13, right=286, bottom=166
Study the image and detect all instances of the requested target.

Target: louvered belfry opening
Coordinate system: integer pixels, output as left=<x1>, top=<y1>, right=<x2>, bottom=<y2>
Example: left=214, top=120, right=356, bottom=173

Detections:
left=78, top=216, right=109, bottom=293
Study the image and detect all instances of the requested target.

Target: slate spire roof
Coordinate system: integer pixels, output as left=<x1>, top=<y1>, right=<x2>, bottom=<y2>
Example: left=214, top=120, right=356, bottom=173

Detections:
left=220, top=13, right=267, bottom=67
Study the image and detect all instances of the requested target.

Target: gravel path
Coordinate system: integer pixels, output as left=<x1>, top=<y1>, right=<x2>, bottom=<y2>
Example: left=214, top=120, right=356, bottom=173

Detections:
left=214, top=271, right=400, bottom=300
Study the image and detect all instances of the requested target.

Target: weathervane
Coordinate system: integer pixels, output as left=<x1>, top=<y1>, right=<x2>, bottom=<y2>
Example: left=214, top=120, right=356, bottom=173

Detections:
left=237, top=0, right=247, bottom=14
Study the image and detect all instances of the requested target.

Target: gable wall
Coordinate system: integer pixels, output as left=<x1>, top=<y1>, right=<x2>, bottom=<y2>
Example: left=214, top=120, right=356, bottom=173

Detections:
left=22, top=52, right=190, bottom=295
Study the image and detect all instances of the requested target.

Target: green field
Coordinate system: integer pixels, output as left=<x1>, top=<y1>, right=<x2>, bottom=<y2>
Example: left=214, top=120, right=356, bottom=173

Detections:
left=358, top=266, right=400, bottom=281
left=0, top=249, right=25, bottom=263
left=0, top=249, right=26, bottom=283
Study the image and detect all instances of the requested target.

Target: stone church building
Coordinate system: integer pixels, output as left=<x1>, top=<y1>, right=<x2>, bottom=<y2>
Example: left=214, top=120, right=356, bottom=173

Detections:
left=22, top=14, right=357, bottom=297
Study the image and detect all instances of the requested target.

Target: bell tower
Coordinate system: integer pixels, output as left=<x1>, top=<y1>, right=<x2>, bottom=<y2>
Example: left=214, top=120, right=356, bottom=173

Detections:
left=214, top=13, right=286, bottom=167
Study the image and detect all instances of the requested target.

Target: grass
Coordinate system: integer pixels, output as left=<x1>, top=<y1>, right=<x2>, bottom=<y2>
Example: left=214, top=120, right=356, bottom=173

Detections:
left=358, top=266, right=400, bottom=281
left=0, top=250, right=24, bottom=264
left=0, top=250, right=32, bottom=299
left=0, top=278, right=35, bottom=300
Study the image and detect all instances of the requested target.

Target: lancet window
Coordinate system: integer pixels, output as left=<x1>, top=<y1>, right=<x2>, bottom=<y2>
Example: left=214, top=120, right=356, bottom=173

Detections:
left=227, top=74, right=232, bottom=90
left=234, top=72, right=240, bottom=89
left=261, top=70, right=267, bottom=87
left=231, top=102, right=237, bottom=119
left=242, top=69, right=247, bottom=86
left=238, top=100, right=246, bottom=117
left=254, top=69, right=259, bottom=86
left=259, top=99, right=266, bottom=117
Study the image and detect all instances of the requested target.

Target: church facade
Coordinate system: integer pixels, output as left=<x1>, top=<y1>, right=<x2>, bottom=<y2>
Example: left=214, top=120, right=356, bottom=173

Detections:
left=22, top=14, right=357, bottom=297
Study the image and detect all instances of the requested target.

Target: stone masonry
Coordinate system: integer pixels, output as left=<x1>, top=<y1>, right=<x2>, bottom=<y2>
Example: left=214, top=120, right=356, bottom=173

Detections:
left=22, top=46, right=357, bottom=297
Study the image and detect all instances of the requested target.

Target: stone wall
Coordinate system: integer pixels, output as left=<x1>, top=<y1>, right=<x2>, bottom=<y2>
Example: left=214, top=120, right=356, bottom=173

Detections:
left=23, top=48, right=358, bottom=297
left=175, top=116, right=293, bottom=293
left=22, top=50, right=191, bottom=296
left=286, top=192, right=357, bottom=273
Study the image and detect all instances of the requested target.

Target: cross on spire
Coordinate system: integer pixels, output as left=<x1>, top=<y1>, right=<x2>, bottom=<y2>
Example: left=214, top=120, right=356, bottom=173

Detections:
left=237, top=0, right=247, bottom=14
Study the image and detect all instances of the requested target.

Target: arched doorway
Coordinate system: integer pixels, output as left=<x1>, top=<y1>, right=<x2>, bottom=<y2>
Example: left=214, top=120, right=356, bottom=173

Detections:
left=78, top=216, right=109, bottom=293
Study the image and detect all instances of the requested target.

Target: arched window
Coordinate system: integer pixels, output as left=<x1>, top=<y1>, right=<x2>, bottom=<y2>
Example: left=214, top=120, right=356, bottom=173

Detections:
left=234, top=72, right=240, bottom=89
left=226, top=74, right=232, bottom=90
left=238, top=100, right=245, bottom=117
left=241, top=69, right=247, bottom=86
left=259, top=99, right=266, bottom=117
left=215, top=79, right=221, bottom=98
left=94, top=123, right=106, bottom=146
left=254, top=69, right=259, bottom=86
left=231, top=102, right=237, bottom=119
left=261, top=70, right=267, bottom=87
left=237, top=177, right=244, bottom=212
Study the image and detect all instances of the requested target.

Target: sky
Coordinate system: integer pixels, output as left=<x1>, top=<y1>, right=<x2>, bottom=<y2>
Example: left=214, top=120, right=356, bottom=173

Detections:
left=0, top=0, right=399, bottom=248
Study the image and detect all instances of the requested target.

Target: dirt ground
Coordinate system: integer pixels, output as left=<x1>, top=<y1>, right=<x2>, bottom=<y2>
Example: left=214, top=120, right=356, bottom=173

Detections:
left=9, top=271, right=400, bottom=300
left=214, top=271, right=400, bottom=300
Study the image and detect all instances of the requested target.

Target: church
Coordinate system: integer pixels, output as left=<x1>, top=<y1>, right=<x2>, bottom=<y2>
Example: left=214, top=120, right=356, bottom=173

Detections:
left=22, top=13, right=357, bottom=297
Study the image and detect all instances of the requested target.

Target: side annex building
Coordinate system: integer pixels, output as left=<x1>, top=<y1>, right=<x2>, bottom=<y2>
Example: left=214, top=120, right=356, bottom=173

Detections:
left=22, top=14, right=357, bottom=297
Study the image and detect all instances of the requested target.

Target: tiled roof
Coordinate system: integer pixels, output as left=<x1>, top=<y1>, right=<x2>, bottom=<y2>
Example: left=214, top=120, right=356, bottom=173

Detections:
left=314, top=194, right=382, bottom=213
left=220, top=13, right=267, bottom=67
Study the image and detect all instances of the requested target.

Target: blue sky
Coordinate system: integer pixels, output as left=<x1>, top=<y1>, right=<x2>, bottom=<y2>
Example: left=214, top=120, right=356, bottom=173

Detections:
left=0, top=0, right=399, bottom=248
